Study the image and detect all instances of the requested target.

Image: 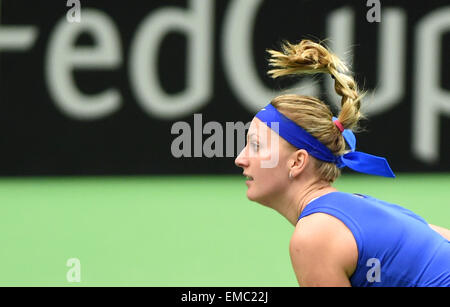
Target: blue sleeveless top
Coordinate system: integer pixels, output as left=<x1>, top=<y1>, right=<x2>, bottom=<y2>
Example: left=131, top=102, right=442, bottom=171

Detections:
left=297, top=192, right=450, bottom=287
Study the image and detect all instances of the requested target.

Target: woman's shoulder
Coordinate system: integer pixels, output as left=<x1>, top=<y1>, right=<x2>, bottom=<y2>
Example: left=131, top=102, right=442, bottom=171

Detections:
left=292, top=211, right=358, bottom=253
left=290, top=211, right=359, bottom=280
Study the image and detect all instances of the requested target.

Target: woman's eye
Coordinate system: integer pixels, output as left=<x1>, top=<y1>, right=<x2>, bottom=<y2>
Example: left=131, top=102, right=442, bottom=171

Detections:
left=251, top=142, right=259, bottom=150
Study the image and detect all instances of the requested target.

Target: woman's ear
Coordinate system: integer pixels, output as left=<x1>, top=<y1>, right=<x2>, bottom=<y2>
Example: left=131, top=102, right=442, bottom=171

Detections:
left=288, top=149, right=309, bottom=179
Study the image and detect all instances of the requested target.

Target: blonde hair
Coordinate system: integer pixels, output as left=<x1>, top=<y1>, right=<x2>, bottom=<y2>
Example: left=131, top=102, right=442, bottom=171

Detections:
left=266, top=39, right=365, bottom=183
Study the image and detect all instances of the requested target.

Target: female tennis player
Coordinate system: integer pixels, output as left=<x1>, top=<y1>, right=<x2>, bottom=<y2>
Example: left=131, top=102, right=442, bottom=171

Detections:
left=234, top=39, right=450, bottom=287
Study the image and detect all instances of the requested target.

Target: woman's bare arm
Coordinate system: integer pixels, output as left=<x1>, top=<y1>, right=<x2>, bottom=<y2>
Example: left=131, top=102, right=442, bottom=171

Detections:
left=429, top=224, right=450, bottom=241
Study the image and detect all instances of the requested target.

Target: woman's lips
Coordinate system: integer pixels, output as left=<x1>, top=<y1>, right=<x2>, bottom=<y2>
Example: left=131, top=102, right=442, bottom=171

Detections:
left=244, top=174, right=254, bottom=186
left=243, top=173, right=254, bottom=181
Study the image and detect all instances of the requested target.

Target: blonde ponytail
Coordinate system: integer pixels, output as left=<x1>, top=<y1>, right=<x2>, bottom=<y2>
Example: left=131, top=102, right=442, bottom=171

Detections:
left=266, top=39, right=366, bottom=182
left=267, top=39, right=365, bottom=131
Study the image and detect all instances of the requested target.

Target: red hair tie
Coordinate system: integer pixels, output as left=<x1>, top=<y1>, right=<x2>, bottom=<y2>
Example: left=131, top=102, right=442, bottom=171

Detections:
left=333, top=119, right=345, bottom=133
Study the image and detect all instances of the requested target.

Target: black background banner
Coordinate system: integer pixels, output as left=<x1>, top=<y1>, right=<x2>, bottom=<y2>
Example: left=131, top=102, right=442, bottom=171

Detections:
left=0, top=0, right=449, bottom=176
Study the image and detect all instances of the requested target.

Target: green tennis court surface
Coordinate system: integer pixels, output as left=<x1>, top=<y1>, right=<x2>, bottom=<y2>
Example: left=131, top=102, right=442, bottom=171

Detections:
left=0, top=173, right=448, bottom=286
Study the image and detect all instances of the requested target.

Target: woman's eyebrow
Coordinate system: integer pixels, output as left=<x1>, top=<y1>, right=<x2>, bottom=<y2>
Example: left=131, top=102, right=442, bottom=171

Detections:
left=247, top=133, right=257, bottom=140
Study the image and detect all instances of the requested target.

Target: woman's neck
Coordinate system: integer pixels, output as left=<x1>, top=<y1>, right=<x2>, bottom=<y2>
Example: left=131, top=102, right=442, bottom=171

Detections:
left=275, top=180, right=338, bottom=226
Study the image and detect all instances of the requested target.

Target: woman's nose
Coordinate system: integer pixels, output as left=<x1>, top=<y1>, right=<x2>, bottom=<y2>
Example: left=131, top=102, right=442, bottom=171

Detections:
left=235, top=147, right=248, bottom=168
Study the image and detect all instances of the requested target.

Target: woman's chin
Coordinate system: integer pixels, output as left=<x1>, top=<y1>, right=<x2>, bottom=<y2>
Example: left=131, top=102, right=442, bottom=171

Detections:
left=246, top=191, right=255, bottom=201
left=246, top=187, right=276, bottom=208
left=246, top=190, right=266, bottom=204
left=246, top=190, right=258, bottom=202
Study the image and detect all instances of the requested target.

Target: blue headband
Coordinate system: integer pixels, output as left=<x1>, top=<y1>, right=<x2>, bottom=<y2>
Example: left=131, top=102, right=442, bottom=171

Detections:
left=255, top=103, right=395, bottom=178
